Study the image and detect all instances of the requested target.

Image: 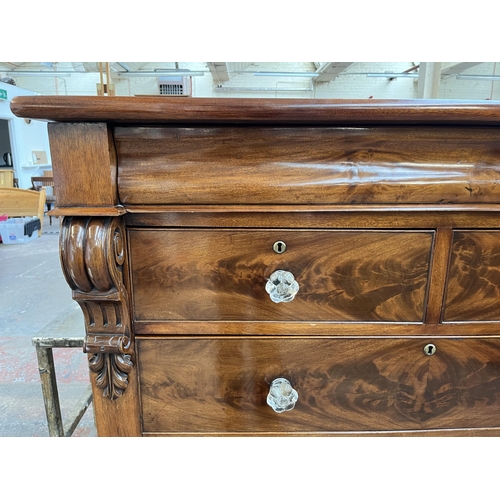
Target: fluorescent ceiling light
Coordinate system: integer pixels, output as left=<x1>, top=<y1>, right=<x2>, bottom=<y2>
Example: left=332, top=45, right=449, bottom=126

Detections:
left=117, top=71, right=204, bottom=77
left=253, top=72, right=319, bottom=77
left=366, top=73, right=419, bottom=78
left=5, top=71, right=73, bottom=77
left=456, top=75, right=500, bottom=81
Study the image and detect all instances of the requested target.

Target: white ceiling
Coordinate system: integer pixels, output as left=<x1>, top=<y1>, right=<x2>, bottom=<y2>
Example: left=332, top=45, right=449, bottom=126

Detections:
left=0, top=61, right=489, bottom=83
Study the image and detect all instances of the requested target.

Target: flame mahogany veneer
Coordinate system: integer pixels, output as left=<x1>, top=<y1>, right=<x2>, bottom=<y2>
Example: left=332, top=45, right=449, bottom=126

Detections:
left=12, top=96, right=500, bottom=436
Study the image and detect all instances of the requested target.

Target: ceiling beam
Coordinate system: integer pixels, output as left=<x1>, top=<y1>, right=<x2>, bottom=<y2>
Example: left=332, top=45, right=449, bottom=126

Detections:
left=441, top=62, right=484, bottom=79
left=418, top=62, right=441, bottom=98
left=313, top=62, right=353, bottom=82
left=0, top=62, right=25, bottom=71
left=207, top=62, right=229, bottom=82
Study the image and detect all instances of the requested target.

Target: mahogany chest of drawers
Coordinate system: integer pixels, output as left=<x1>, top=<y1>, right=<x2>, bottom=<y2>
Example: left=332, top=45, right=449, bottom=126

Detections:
left=12, top=96, right=500, bottom=436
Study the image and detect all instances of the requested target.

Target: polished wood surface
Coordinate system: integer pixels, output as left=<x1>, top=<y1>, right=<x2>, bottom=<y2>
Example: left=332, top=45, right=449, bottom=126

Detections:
left=59, top=216, right=141, bottom=436
left=134, top=321, right=500, bottom=336
left=89, top=365, right=141, bottom=437
left=50, top=206, right=127, bottom=217
left=144, top=428, right=500, bottom=437
left=138, top=337, right=500, bottom=434
left=425, top=228, right=453, bottom=324
left=11, top=96, right=500, bottom=125
left=11, top=97, right=500, bottom=436
left=125, top=209, right=500, bottom=229
left=444, top=231, right=500, bottom=322
left=117, top=126, right=500, bottom=205
left=130, top=229, right=433, bottom=322
left=47, top=122, right=119, bottom=210
left=126, top=204, right=500, bottom=213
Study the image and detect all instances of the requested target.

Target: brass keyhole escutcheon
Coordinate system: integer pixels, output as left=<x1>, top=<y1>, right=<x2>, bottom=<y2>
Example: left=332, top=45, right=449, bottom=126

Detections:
left=273, top=241, right=287, bottom=254
left=424, top=344, right=436, bottom=356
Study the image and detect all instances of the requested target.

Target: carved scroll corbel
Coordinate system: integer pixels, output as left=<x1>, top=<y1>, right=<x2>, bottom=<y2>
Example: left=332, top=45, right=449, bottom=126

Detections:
left=60, top=216, right=133, bottom=401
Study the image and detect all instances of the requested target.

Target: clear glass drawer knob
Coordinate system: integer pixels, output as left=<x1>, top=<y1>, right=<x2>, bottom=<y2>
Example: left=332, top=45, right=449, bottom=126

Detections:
left=267, top=378, right=299, bottom=413
left=265, top=270, right=299, bottom=303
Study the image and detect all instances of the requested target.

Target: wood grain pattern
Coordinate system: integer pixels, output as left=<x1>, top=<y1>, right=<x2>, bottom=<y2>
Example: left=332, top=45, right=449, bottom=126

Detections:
left=0, top=168, right=14, bottom=188
left=11, top=96, right=500, bottom=125
left=425, top=228, right=453, bottom=324
left=125, top=209, right=500, bottom=230
left=143, top=428, right=500, bottom=437
left=89, top=364, right=141, bottom=437
left=133, top=322, right=500, bottom=336
left=126, top=204, right=500, bottom=213
left=444, top=231, right=500, bottom=322
left=129, top=229, right=433, bottom=322
left=50, top=206, right=126, bottom=217
left=25, top=97, right=500, bottom=437
left=116, top=126, right=500, bottom=205
left=47, top=122, right=118, bottom=209
left=138, top=337, right=500, bottom=434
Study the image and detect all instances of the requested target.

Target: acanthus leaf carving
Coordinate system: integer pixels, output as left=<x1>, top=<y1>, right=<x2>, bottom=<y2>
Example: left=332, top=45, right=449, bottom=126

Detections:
left=89, top=351, right=133, bottom=402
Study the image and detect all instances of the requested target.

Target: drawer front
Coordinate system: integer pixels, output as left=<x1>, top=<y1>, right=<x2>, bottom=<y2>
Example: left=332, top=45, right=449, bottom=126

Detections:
left=444, top=231, right=500, bottom=322
left=138, top=338, right=500, bottom=434
left=116, top=126, right=500, bottom=205
left=130, top=229, right=433, bottom=323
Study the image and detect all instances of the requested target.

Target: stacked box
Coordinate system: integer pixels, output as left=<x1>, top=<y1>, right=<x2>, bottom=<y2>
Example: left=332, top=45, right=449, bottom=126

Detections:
left=0, top=217, right=40, bottom=244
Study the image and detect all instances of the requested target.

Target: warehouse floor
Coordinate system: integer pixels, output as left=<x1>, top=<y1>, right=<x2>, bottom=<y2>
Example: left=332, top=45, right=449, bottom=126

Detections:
left=0, top=215, right=97, bottom=437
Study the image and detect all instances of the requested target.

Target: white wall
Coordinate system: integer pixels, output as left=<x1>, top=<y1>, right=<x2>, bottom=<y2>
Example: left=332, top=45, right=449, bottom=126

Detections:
left=439, top=62, right=500, bottom=100
left=314, top=62, right=419, bottom=99
left=0, top=82, right=52, bottom=188
left=4, top=62, right=500, bottom=101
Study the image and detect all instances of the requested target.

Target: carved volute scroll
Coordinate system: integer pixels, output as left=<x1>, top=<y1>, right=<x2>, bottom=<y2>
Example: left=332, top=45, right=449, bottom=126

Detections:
left=60, top=216, right=133, bottom=401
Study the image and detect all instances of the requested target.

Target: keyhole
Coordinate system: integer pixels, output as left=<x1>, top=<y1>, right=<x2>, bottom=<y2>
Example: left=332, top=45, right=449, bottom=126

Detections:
left=273, top=241, right=287, bottom=254
left=424, top=344, right=436, bottom=356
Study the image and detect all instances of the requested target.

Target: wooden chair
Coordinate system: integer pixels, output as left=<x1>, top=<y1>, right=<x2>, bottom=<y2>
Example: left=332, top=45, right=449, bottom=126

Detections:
left=31, top=176, right=56, bottom=224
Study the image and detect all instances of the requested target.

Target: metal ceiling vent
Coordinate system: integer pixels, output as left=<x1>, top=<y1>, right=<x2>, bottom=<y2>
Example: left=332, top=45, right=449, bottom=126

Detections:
left=158, top=76, right=192, bottom=96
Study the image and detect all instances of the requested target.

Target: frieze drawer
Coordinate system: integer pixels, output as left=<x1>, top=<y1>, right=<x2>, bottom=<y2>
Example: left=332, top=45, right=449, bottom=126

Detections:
left=129, top=229, right=434, bottom=323
left=138, top=337, right=500, bottom=435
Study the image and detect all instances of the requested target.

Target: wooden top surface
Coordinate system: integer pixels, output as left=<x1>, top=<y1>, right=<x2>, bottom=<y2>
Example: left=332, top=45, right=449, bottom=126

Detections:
left=10, top=96, right=500, bottom=125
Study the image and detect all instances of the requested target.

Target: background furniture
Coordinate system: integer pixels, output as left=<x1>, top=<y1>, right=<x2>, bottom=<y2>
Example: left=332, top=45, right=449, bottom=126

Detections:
left=0, top=187, right=46, bottom=236
left=0, top=168, right=14, bottom=188
left=11, top=96, right=500, bottom=436
left=31, top=176, right=55, bottom=224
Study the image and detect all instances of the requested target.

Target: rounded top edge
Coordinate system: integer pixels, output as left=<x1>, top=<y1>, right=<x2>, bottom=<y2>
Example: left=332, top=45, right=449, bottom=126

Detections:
left=10, top=95, right=500, bottom=125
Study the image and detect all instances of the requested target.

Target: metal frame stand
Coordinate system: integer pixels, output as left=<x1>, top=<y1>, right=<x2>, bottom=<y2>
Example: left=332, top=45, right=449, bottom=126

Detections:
left=31, top=337, right=93, bottom=437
